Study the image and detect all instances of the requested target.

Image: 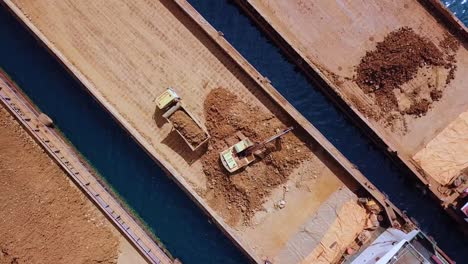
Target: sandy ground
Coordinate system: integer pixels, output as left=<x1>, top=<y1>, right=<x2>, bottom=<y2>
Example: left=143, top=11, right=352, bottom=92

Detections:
left=413, top=110, right=468, bottom=185
left=8, top=0, right=371, bottom=261
left=245, top=0, right=468, bottom=184
left=299, top=198, right=367, bottom=264
left=0, top=105, right=145, bottom=263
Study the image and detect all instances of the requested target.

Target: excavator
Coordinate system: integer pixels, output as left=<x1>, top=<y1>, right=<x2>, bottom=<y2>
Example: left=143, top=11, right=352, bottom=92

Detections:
left=220, top=127, right=294, bottom=173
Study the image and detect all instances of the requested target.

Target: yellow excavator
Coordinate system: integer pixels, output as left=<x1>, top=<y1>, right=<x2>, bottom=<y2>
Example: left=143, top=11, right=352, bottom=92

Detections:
left=220, top=127, right=294, bottom=173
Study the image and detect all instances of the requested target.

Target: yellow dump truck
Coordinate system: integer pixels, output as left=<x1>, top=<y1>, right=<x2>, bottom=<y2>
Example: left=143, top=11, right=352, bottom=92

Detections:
left=156, top=88, right=210, bottom=151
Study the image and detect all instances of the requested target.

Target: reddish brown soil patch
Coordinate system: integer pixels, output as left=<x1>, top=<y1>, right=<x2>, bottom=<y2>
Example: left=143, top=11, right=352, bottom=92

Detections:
left=440, top=34, right=460, bottom=86
left=355, top=27, right=459, bottom=122
left=200, top=88, right=311, bottom=225
left=404, top=99, right=431, bottom=116
left=357, top=27, right=445, bottom=94
left=0, top=106, right=119, bottom=264
left=430, top=89, right=443, bottom=101
left=440, top=34, right=460, bottom=54
left=169, top=109, right=207, bottom=148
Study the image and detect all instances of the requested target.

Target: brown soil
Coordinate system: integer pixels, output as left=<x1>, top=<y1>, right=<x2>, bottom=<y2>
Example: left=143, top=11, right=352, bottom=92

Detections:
left=0, top=106, right=119, bottom=264
left=404, top=99, right=431, bottom=116
left=430, top=89, right=443, bottom=101
left=199, top=88, right=312, bottom=225
left=441, top=34, right=460, bottom=86
left=440, top=34, right=460, bottom=54
left=355, top=27, right=459, bottom=122
left=169, top=109, right=207, bottom=148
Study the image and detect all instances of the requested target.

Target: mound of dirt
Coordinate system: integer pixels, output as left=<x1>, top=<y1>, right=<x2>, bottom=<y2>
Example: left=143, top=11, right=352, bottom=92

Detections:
left=169, top=109, right=207, bottom=147
left=355, top=27, right=459, bottom=122
left=440, top=34, right=460, bottom=54
left=200, top=88, right=311, bottom=225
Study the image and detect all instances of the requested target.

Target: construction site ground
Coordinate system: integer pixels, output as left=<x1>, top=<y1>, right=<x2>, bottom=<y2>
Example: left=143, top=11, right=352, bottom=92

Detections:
left=5, top=0, right=378, bottom=262
left=0, top=105, right=145, bottom=264
left=238, top=0, right=468, bottom=189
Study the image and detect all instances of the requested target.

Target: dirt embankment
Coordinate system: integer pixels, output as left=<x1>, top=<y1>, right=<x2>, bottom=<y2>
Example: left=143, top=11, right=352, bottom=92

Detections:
left=0, top=106, right=119, bottom=264
left=199, top=88, right=312, bottom=225
left=355, top=27, right=459, bottom=128
left=169, top=109, right=207, bottom=148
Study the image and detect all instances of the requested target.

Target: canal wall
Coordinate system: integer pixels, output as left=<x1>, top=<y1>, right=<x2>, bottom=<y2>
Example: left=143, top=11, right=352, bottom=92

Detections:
left=234, top=0, right=468, bottom=233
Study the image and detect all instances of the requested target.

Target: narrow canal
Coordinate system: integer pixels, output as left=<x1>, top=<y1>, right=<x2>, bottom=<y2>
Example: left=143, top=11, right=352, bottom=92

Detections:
left=0, top=1, right=466, bottom=264
left=187, top=0, right=468, bottom=261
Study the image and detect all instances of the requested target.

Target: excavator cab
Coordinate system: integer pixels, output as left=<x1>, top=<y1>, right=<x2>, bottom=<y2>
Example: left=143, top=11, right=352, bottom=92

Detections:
left=220, top=133, right=255, bottom=173
left=220, top=127, right=293, bottom=173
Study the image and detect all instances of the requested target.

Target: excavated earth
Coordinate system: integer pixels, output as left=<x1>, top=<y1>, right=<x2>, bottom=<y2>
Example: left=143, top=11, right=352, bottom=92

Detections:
left=0, top=106, right=120, bottom=264
left=355, top=27, right=459, bottom=125
left=200, top=88, right=312, bottom=226
left=169, top=109, right=207, bottom=147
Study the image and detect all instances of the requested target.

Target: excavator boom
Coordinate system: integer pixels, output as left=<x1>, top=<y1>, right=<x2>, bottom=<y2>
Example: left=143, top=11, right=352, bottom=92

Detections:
left=244, top=127, right=294, bottom=156
left=262, top=127, right=294, bottom=145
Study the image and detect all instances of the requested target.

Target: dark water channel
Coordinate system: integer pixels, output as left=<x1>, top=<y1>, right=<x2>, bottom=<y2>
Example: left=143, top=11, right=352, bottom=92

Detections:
left=0, top=1, right=467, bottom=263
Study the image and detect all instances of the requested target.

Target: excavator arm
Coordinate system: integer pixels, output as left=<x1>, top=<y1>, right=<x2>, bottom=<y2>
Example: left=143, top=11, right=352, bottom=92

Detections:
left=244, top=126, right=294, bottom=156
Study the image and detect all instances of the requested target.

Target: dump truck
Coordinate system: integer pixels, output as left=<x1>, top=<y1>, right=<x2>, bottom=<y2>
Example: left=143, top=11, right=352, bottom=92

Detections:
left=156, top=88, right=210, bottom=151
left=220, top=127, right=293, bottom=173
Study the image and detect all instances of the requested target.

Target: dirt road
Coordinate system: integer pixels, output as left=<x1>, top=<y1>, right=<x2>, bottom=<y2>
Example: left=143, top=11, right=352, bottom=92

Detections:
left=0, top=105, right=145, bottom=264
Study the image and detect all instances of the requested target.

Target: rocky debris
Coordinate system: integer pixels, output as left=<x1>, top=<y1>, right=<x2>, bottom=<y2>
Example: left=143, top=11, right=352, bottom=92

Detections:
left=169, top=109, right=207, bottom=148
left=355, top=27, right=460, bottom=128
left=0, top=246, right=19, bottom=264
left=200, top=88, right=311, bottom=225
left=357, top=27, right=445, bottom=95
left=404, top=99, right=431, bottom=116
left=440, top=34, right=460, bottom=54
left=38, top=113, right=53, bottom=127
left=357, top=230, right=372, bottom=244
left=276, top=199, right=286, bottom=209
left=430, top=89, right=443, bottom=101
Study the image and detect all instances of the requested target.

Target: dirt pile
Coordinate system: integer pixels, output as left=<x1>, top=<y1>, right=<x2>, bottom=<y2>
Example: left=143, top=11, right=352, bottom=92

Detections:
left=0, top=106, right=119, bottom=264
left=200, top=88, right=311, bottom=225
left=0, top=247, right=19, bottom=264
left=356, top=27, right=459, bottom=122
left=440, top=34, right=460, bottom=54
left=169, top=109, right=207, bottom=147
left=440, top=34, right=459, bottom=85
